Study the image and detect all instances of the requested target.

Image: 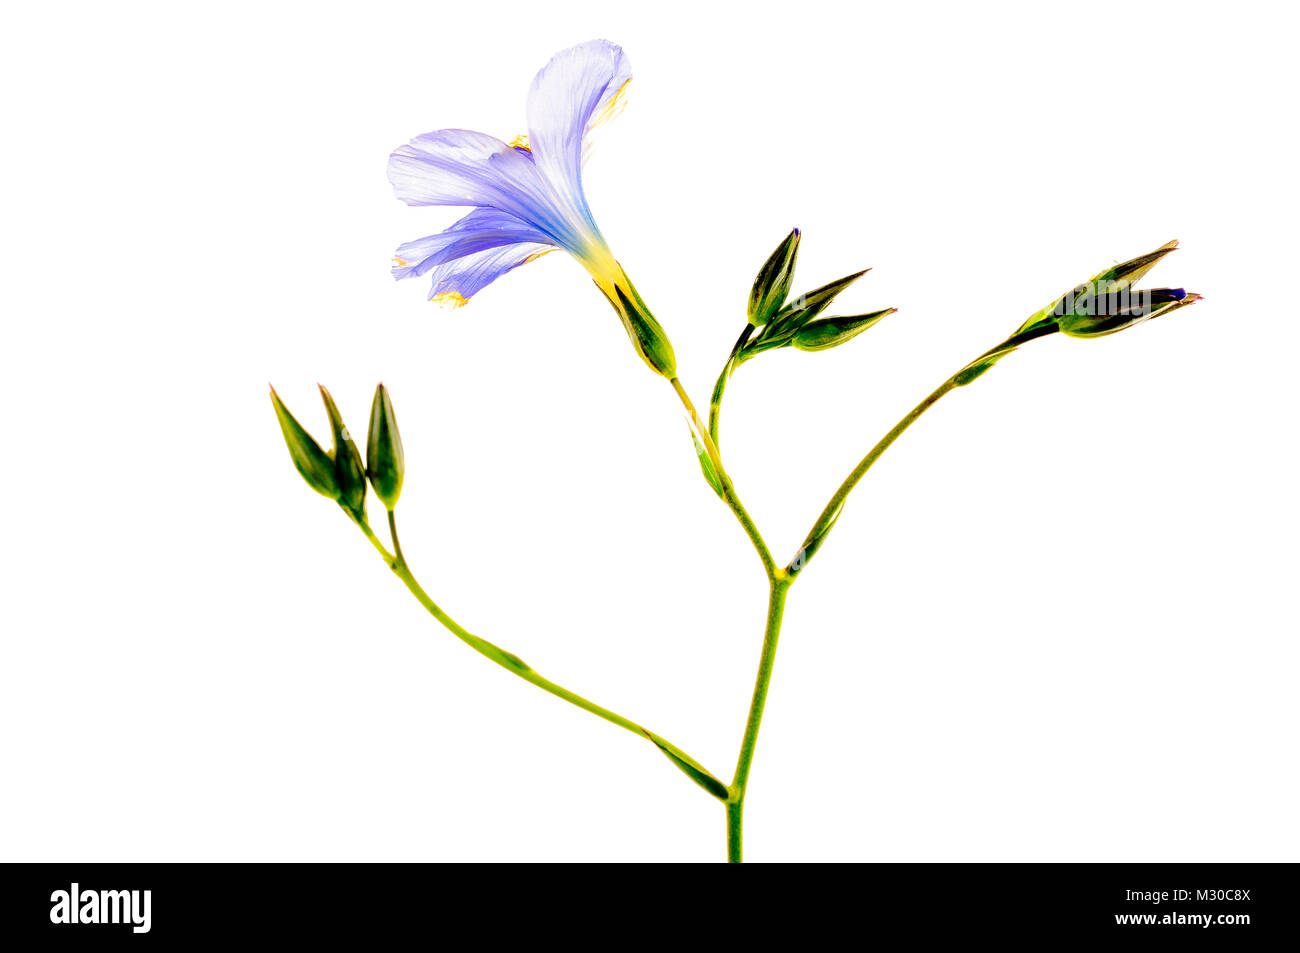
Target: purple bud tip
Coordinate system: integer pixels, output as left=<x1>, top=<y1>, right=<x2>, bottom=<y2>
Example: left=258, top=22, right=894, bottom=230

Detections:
left=1168, top=288, right=1188, bottom=300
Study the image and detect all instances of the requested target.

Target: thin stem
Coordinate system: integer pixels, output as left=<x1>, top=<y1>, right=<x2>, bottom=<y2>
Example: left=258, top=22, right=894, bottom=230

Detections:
left=670, top=376, right=777, bottom=578
left=788, top=331, right=1044, bottom=576
left=791, top=376, right=959, bottom=574
left=386, top=507, right=405, bottom=564
left=709, top=325, right=755, bottom=448
left=356, top=517, right=395, bottom=563
left=347, top=508, right=723, bottom=794
left=726, top=575, right=791, bottom=863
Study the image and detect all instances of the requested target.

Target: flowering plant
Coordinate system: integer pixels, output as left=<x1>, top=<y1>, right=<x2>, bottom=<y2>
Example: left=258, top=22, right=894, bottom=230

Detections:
left=271, top=40, right=1199, bottom=862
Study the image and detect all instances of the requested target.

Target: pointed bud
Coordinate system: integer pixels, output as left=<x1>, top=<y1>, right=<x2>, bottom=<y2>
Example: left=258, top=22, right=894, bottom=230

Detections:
left=792, top=308, right=895, bottom=352
left=1060, top=288, right=1202, bottom=338
left=270, top=386, right=340, bottom=500
left=318, top=385, right=367, bottom=517
left=742, top=269, right=875, bottom=360
left=1014, top=240, right=1187, bottom=339
left=1092, top=239, right=1180, bottom=294
left=780, top=269, right=869, bottom=327
left=747, top=228, right=801, bottom=326
left=366, top=383, right=404, bottom=510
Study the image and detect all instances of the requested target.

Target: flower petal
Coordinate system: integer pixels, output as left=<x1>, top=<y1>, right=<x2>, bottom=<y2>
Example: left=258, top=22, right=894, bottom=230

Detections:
left=392, top=207, right=554, bottom=280
left=526, top=39, right=631, bottom=233
left=388, top=128, right=578, bottom=244
left=424, top=241, right=555, bottom=306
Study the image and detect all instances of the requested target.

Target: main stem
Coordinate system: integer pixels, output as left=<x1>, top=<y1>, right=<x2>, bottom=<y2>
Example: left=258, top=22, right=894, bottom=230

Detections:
left=669, top=374, right=792, bottom=862
left=705, top=334, right=1029, bottom=861
left=727, top=574, right=790, bottom=862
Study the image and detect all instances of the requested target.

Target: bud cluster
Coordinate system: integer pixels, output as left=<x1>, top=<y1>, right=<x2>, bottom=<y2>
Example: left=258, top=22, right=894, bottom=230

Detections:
left=270, top=383, right=405, bottom=523
left=740, top=228, right=896, bottom=363
left=1014, top=239, right=1201, bottom=342
left=954, top=239, right=1203, bottom=386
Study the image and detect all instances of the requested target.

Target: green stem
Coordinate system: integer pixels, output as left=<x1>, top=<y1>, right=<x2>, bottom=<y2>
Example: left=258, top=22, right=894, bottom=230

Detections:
left=348, top=508, right=726, bottom=798
left=726, top=575, right=791, bottom=863
left=726, top=799, right=743, bottom=863
left=671, top=372, right=797, bottom=863
left=790, top=375, right=960, bottom=575
left=718, top=329, right=1053, bottom=859
left=670, top=376, right=777, bottom=578
left=787, top=328, right=1048, bottom=577
left=709, top=325, right=755, bottom=448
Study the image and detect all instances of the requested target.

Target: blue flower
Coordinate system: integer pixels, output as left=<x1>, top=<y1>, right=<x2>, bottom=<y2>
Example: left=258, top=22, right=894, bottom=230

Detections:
left=388, top=40, right=675, bottom=377
left=389, top=40, right=633, bottom=308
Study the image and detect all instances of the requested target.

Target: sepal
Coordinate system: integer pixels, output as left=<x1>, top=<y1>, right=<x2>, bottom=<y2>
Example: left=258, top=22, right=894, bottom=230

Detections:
left=595, top=271, right=678, bottom=379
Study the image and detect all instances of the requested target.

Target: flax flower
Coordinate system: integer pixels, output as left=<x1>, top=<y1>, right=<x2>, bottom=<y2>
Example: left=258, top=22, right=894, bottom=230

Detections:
left=388, top=39, right=675, bottom=376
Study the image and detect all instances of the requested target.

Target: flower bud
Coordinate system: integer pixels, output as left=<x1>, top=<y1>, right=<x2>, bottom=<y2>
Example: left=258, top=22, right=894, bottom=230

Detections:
left=366, top=383, right=405, bottom=510
left=270, top=386, right=340, bottom=500
left=740, top=269, right=877, bottom=360
left=318, top=385, right=367, bottom=518
left=1059, top=288, right=1202, bottom=338
left=792, top=308, right=896, bottom=352
left=1012, top=239, right=1197, bottom=341
left=747, top=228, right=801, bottom=327
left=1091, top=239, right=1180, bottom=295
left=772, top=270, right=869, bottom=332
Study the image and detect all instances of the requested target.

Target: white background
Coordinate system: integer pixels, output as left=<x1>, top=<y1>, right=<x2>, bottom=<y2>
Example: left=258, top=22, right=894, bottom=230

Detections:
left=2, top=1, right=1297, bottom=863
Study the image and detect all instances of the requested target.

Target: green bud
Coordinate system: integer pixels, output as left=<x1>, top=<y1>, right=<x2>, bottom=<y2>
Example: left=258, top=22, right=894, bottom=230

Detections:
left=741, top=269, right=875, bottom=361
left=318, top=385, right=367, bottom=517
left=792, top=308, right=896, bottom=352
left=747, top=228, right=801, bottom=326
left=598, top=276, right=677, bottom=378
left=785, top=269, right=868, bottom=321
left=1015, top=239, right=1185, bottom=338
left=366, top=383, right=405, bottom=510
left=775, top=269, right=869, bottom=330
left=1092, top=238, right=1180, bottom=295
left=270, top=386, right=340, bottom=500
left=1060, top=288, right=1202, bottom=339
